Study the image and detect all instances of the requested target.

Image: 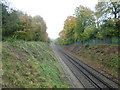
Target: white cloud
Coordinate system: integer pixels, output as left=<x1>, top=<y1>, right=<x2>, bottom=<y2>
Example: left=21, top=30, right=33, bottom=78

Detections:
left=8, top=0, right=98, bottom=39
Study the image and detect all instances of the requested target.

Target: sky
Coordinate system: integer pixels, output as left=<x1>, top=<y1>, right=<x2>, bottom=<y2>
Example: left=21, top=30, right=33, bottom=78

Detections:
left=8, top=0, right=98, bottom=39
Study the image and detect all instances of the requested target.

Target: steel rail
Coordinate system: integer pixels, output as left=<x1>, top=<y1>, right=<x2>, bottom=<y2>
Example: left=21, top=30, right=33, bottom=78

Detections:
left=57, top=46, right=118, bottom=89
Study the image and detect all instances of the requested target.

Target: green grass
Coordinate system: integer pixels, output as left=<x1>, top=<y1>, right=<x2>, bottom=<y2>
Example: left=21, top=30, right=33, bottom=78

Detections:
left=2, top=41, right=71, bottom=88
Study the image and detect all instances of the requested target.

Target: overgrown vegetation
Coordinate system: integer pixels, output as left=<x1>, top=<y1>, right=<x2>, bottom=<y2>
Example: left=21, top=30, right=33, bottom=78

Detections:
left=63, top=44, right=119, bottom=78
left=57, top=1, right=120, bottom=45
left=1, top=0, right=48, bottom=41
left=2, top=41, right=71, bottom=88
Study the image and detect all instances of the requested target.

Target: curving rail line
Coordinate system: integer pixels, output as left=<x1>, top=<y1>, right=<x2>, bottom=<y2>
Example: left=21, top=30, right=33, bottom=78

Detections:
left=55, top=45, right=119, bottom=89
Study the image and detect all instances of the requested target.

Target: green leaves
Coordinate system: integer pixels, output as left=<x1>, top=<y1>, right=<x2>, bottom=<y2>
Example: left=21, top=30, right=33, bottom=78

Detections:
left=58, top=2, right=119, bottom=45
left=2, top=1, right=48, bottom=42
left=58, top=5, right=96, bottom=44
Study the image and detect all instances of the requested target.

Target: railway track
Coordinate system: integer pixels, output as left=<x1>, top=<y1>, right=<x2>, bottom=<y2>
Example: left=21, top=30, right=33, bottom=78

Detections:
left=54, top=45, right=119, bottom=89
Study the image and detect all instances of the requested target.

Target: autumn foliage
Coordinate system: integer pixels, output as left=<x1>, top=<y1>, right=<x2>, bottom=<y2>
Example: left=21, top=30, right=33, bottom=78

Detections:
left=58, top=1, right=120, bottom=45
left=2, top=1, right=48, bottom=41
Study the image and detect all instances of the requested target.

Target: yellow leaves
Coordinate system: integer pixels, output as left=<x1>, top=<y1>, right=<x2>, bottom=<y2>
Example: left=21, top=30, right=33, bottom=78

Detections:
left=97, top=31, right=104, bottom=39
left=15, top=30, right=26, bottom=34
left=64, top=16, right=77, bottom=31
left=74, top=32, right=78, bottom=39
left=59, top=30, right=66, bottom=38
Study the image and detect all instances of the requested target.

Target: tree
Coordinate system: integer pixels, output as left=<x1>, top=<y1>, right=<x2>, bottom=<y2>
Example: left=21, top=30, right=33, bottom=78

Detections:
left=2, top=1, right=48, bottom=41
left=64, top=16, right=77, bottom=44
left=74, top=5, right=95, bottom=42
left=59, top=30, right=67, bottom=44
left=58, top=6, right=96, bottom=44
left=95, top=1, right=120, bottom=38
left=32, top=16, right=48, bottom=41
left=58, top=16, right=77, bottom=44
left=95, top=1, right=120, bottom=20
left=2, top=4, right=20, bottom=39
left=82, top=26, right=96, bottom=41
left=95, top=1, right=120, bottom=28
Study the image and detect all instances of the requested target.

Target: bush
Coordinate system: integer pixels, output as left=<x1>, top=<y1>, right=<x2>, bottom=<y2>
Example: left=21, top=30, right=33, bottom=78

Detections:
left=84, top=44, right=89, bottom=48
left=13, top=31, right=27, bottom=40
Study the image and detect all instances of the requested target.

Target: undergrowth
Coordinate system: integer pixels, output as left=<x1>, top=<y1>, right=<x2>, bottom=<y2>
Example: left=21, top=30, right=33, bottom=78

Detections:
left=2, top=41, right=71, bottom=88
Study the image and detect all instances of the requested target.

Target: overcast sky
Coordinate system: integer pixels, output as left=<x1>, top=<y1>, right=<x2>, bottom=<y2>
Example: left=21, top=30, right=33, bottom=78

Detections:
left=8, top=0, right=98, bottom=39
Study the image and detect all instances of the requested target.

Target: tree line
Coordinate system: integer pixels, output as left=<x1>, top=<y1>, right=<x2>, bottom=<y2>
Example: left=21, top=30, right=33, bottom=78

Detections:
left=57, top=1, right=120, bottom=45
left=1, top=1, right=48, bottom=41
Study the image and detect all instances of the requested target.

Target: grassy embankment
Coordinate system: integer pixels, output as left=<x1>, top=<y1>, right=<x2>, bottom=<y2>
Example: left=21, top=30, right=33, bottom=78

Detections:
left=63, top=44, right=119, bottom=79
left=2, top=41, right=71, bottom=88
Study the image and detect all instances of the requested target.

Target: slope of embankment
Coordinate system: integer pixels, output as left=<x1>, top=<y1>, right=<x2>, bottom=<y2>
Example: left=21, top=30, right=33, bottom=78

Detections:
left=63, top=44, right=119, bottom=80
left=2, top=41, right=71, bottom=88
